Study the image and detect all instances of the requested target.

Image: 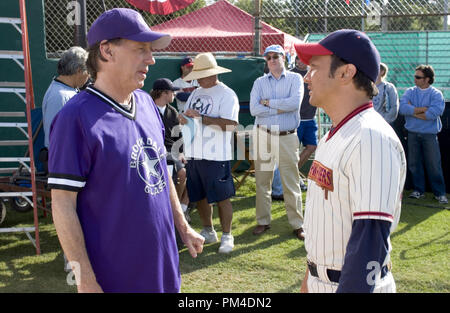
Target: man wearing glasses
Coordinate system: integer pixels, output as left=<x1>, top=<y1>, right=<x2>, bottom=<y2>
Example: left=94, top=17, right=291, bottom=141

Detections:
left=399, top=64, right=448, bottom=204
left=249, top=45, right=305, bottom=239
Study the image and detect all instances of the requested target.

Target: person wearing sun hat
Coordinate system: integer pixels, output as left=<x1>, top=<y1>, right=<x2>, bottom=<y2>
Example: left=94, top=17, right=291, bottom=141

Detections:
left=294, top=29, right=406, bottom=293
left=178, top=52, right=239, bottom=254
left=48, top=8, right=204, bottom=293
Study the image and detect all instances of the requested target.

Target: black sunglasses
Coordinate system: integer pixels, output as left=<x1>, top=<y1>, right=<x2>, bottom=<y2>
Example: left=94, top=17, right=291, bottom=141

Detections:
left=266, top=54, right=280, bottom=61
left=414, top=75, right=426, bottom=80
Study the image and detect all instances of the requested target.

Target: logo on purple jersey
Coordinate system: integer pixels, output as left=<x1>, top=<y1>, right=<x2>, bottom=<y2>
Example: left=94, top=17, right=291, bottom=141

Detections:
left=130, top=137, right=166, bottom=195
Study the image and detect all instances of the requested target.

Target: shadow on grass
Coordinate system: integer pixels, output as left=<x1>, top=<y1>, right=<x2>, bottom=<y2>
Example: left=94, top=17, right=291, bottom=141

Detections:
left=0, top=209, right=74, bottom=292
left=391, top=191, right=445, bottom=240
left=179, top=194, right=307, bottom=276
left=398, top=231, right=449, bottom=261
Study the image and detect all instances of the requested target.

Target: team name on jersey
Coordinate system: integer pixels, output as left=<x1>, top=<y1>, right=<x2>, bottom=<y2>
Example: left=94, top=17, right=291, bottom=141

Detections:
left=308, top=160, right=333, bottom=199
left=130, top=137, right=166, bottom=195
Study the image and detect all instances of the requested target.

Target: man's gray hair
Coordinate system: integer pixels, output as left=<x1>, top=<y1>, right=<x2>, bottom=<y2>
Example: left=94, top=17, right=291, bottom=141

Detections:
left=57, top=46, right=88, bottom=76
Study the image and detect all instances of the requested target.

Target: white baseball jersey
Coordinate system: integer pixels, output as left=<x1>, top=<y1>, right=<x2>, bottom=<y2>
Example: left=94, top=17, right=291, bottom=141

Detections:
left=304, top=104, right=406, bottom=293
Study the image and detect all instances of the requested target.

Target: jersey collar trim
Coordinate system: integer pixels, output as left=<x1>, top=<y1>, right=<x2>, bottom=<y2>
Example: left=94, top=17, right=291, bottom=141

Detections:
left=326, top=102, right=373, bottom=141
left=86, top=85, right=136, bottom=120
left=53, top=77, right=77, bottom=92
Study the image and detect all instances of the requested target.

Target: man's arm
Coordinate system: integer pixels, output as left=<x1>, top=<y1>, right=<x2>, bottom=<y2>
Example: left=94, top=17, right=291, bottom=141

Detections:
left=424, top=89, right=445, bottom=120
left=384, top=84, right=399, bottom=123
left=266, top=74, right=303, bottom=113
left=300, top=267, right=309, bottom=293
left=336, top=219, right=391, bottom=293
left=168, top=178, right=204, bottom=257
left=51, top=189, right=102, bottom=293
left=398, top=88, right=415, bottom=116
left=183, top=109, right=237, bottom=131
left=249, top=79, right=278, bottom=118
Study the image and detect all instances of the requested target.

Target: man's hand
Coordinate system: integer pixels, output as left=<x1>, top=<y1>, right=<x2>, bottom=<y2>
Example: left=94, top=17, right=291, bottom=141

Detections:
left=180, top=226, right=205, bottom=258
left=77, top=279, right=103, bottom=293
left=178, top=152, right=187, bottom=164
left=413, top=106, right=428, bottom=114
left=184, top=109, right=201, bottom=118
left=414, top=112, right=427, bottom=120
left=300, top=268, right=309, bottom=293
left=178, top=114, right=188, bottom=125
left=260, top=99, right=270, bottom=107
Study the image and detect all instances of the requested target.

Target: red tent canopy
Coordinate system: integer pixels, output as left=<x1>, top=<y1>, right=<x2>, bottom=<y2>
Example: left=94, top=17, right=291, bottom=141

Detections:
left=152, top=0, right=301, bottom=56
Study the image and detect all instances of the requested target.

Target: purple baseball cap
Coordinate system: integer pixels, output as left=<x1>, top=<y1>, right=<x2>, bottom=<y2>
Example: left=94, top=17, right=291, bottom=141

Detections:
left=87, top=8, right=171, bottom=49
left=294, top=29, right=380, bottom=82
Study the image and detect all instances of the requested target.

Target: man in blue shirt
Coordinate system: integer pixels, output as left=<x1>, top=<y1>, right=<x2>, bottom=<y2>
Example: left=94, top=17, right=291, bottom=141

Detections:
left=399, top=65, right=448, bottom=204
left=42, top=46, right=89, bottom=148
left=250, top=45, right=305, bottom=240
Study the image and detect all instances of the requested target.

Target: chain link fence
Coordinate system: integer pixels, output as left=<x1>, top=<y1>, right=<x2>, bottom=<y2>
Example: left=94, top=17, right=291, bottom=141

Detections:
left=44, top=0, right=450, bottom=57
left=43, top=0, right=450, bottom=138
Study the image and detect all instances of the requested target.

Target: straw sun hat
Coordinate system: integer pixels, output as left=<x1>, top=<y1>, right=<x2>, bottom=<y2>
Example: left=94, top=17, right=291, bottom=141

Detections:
left=183, top=52, right=231, bottom=81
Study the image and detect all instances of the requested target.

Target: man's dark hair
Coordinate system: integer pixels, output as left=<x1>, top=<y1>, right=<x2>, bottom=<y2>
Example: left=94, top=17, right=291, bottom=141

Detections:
left=329, top=55, right=378, bottom=98
left=150, top=89, right=165, bottom=101
left=416, top=64, right=435, bottom=85
left=86, top=38, right=122, bottom=81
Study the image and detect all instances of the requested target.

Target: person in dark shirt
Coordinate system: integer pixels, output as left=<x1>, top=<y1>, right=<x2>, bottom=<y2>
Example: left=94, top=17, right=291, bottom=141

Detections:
left=150, top=78, right=190, bottom=214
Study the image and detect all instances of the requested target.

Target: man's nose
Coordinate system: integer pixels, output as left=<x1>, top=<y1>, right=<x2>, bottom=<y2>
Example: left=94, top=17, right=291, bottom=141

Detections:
left=304, top=69, right=312, bottom=83
left=145, top=51, right=155, bottom=65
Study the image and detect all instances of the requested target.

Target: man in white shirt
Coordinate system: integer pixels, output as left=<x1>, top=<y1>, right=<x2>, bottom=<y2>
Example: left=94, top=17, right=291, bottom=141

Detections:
left=172, top=57, right=199, bottom=113
left=178, top=53, right=239, bottom=254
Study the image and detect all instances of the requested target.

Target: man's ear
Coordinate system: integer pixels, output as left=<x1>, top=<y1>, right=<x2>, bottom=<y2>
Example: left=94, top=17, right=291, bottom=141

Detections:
left=341, top=64, right=357, bottom=82
left=99, top=40, right=114, bottom=61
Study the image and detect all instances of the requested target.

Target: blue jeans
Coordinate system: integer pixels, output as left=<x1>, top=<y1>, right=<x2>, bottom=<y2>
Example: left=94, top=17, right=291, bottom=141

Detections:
left=407, top=132, right=446, bottom=196
left=272, top=167, right=283, bottom=196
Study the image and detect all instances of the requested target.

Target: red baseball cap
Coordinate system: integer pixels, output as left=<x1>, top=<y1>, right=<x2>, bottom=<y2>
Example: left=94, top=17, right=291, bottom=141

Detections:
left=181, top=57, right=194, bottom=67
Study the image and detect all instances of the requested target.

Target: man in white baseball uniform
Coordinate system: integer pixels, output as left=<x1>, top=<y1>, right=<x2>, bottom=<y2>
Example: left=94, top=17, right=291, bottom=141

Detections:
left=295, top=29, right=406, bottom=293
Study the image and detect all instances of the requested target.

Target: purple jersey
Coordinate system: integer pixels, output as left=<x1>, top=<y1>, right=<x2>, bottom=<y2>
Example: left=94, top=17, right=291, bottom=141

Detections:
left=48, top=86, right=180, bottom=292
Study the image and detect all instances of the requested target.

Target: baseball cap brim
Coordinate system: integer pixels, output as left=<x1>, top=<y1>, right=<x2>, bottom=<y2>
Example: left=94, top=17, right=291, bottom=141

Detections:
left=126, top=31, right=172, bottom=50
left=294, top=42, right=333, bottom=65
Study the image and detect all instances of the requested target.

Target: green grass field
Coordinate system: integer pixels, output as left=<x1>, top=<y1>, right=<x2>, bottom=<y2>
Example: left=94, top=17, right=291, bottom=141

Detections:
left=0, top=175, right=449, bottom=293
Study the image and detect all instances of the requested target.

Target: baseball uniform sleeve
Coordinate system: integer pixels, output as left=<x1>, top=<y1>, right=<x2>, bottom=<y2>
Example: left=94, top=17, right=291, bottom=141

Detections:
left=47, top=104, right=91, bottom=192
left=336, top=219, right=391, bottom=293
left=348, top=128, right=403, bottom=223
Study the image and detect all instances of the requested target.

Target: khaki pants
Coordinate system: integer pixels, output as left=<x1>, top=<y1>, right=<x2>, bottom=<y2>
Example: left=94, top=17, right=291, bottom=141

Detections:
left=252, top=127, right=304, bottom=229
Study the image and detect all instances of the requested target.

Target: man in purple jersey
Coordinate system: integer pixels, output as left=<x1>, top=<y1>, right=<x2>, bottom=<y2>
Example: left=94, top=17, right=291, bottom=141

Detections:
left=48, top=8, right=204, bottom=293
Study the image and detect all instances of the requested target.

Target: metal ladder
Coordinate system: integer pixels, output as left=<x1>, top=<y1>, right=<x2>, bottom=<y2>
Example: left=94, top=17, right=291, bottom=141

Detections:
left=0, top=1, right=40, bottom=254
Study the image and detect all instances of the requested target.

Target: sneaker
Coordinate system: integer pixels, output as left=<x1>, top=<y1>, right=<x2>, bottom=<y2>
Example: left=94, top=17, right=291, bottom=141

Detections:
left=218, top=234, right=234, bottom=254
left=408, top=191, right=424, bottom=199
left=434, top=195, right=448, bottom=204
left=300, top=181, right=308, bottom=192
left=200, top=228, right=218, bottom=244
